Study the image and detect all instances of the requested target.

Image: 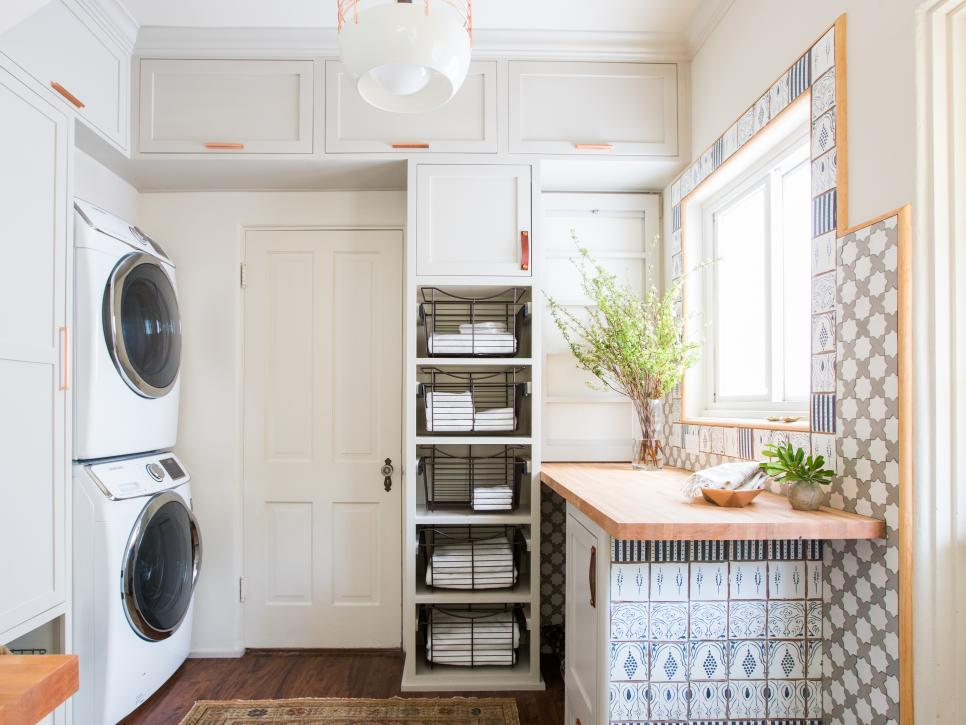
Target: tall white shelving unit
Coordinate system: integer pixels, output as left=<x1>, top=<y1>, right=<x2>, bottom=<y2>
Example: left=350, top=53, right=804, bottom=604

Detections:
left=401, top=160, right=544, bottom=691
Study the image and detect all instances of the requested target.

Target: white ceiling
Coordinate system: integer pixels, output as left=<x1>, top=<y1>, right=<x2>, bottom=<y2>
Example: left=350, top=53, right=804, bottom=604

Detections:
left=118, top=0, right=715, bottom=35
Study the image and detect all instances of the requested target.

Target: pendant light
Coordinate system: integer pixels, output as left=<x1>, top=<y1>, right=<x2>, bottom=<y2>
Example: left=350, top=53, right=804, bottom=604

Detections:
left=338, top=0, right=472, bottom=114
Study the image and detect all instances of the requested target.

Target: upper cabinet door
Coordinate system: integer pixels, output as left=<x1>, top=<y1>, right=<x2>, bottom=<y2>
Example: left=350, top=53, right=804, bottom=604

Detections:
left=138, top=59, right=314, bottom=154
left=0, top=0, right=131, bottom=154
left=325, top=60, right=497, bottom=153
left=508, top=61, right=678, bottom=156
left=0, top=67, right=69, bottom=638
left=417, top=165, right=532, bottom=277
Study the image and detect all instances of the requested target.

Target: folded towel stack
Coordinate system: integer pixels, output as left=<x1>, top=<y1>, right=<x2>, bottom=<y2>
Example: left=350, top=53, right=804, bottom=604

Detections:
left=425, top=534, right=518, bottom=590
left=472, top=484, right=514, bottom=511
left=473, top=407, right=516, bottom=432
left=683, top=461, right=769, bottom=498
left=426, top=609, right=520, bottom=666
left=424, top=392, right=516, bottom=432
left=427, top=321, right=518, bottom=356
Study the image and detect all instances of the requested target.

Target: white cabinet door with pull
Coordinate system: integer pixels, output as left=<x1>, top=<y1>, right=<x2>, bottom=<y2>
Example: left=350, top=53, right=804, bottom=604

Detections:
left=0, top=67, right=69, bottom=639
left=509, top=61, right=678, bottom=157
left=138, top=59, right=314, bottom=154
left=325, top=60, right=497, bottom=153
left=0, top=0, right=130, bottom=153
left=416, top=165, right=532, bottom=277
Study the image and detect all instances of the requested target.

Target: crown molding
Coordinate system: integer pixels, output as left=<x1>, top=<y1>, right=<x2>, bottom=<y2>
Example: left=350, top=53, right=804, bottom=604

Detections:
left=73, top=0, right=138, bottom=50
left=685, top=0, right=734, bottom=56
left=134, top=25, right=691, bottom=61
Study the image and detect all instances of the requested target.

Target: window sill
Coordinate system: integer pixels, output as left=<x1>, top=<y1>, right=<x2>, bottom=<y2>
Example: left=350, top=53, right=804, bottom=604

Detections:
left=679, top=415, right=810, bottom=433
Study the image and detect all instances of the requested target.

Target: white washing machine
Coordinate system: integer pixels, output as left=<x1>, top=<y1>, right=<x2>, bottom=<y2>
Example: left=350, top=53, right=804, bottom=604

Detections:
left=73, top=451, right=201, bottom=725
left=74, top=199, right=181, bottom=461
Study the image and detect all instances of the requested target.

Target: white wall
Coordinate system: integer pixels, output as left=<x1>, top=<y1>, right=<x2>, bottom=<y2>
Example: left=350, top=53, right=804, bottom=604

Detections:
left=74, top=149, right=139, bottom=222
left=691, top=0, right=919, bottom=226
left=137, top=191, right=406, bottom=656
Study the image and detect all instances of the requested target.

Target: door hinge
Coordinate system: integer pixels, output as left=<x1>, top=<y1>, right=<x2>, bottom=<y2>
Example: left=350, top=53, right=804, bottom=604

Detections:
left=240, top=263, right=247, bottom=289
left=239, top=576, right=247, bottom=603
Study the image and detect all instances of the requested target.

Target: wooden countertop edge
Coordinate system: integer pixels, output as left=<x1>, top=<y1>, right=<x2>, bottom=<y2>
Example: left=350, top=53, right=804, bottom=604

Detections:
left=540, top=467, right=887, bottom=541
left=0, top=655, right=78, bottom=725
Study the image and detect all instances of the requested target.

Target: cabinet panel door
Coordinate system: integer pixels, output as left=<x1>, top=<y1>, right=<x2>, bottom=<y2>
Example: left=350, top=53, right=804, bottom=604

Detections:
left=0, top=69, right=69, bottom=637
left=325, top=60, right=497, bottom=153
left=416, top=165, right=531, bottom=277
left=509, top=61, right=678, bottom=156
left=566, top=510, right=601, bottom=722
left=139, top=59, right=314, bottom=154
left=0, top=0, right=129, bottom=152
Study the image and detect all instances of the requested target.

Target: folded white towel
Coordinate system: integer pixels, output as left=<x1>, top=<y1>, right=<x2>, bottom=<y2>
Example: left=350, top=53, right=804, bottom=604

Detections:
left=473, top=407, right=516, bottom=432
left=426, top=609, right=521, bottom=665
left=427, top=332, right=517, bottom=355
left=683, top=461, right=769, bottom=498
left=424, top=391, right=473, bottom=432
left=458, top=321, right=508, bottom=334
left=473, top=485, right=514, bottom=511
left=426, top=534, right=518, bottom=589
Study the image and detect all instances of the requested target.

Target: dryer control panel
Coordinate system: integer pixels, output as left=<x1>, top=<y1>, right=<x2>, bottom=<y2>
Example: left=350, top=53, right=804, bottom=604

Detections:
left=85, top=451, right=190, bottom=500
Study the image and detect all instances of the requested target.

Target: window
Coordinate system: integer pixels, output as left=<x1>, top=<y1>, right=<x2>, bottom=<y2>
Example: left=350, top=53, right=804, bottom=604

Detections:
left=702, top=135, right=811, bottom=418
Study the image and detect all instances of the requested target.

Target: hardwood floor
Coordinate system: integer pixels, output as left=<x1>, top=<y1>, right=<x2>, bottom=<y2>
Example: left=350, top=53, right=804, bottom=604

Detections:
left=121, top=652, right=565, bottom=725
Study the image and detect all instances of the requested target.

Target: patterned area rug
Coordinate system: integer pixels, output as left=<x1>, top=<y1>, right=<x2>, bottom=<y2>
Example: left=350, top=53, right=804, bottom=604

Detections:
left=179, top=697, right=521, bottom=724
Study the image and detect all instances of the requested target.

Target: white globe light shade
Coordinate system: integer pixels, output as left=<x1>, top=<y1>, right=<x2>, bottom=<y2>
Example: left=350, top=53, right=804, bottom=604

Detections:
left=339, top=2, right=471, bottom=113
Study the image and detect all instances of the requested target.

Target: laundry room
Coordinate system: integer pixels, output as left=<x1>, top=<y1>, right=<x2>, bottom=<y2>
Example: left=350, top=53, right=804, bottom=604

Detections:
left=0, top=1, right=958, bottom=724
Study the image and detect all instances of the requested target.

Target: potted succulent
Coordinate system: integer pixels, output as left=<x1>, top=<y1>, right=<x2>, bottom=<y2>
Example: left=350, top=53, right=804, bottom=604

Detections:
left=546, top=237, right=699, bottom=470
left=759, top=442, right=835, bottom=510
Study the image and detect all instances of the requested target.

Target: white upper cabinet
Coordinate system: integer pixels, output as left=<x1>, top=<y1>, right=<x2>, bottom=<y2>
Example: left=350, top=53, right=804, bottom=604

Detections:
left=508, top=61, right=678, bottom=156
left=138, top=59, right=314, bottom=154
left=0, top=0, right=131, bottom=153
left=325, top=60, right=497, bottom=153
left=416, top=165, right=532, bottom=277
left=0, top=66, right=69, bottom=639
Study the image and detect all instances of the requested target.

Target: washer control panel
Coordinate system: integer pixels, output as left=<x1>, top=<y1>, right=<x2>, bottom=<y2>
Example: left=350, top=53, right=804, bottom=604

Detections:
left=86, top=451, right=190, bottom=500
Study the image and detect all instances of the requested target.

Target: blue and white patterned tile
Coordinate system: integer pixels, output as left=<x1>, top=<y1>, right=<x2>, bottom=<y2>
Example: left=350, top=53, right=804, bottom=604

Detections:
left=684, top=424, right=700, bottom=454
left=729, top=640, right=766, bottom=680
left=723, top=427, right=740, bottom=458
left=812, top=110, right=836, bottom=158
left=651, top=540, right=690, bottom=563
left=672, top=203, right=681, bottom=232
left=649, top=602, right=688, bottom=641
left=812, top=189, right=837, bottom=236
left=691, top=562, right=729, bottom=600
left=806, top=560, right=823, bottom=600
left=811, top=352, right=835, bottom=394
left=613, top=539, right=648, bottom=563
left=670, top=179, right=681, bottom=207
left=611, top=602, right=648, bottom=641
left=804, top=678, right=823, bottom=718
left=767, top=679, right=807, bottom=718
left=753, top=429, right=773, bottom=461
left=768, top=601, right=806, bottom=639
left=805, top=639, right=824, bottom=679
left=789, top=51, right=811, bottom=99
left=610, top=641, right=649, bottom=682
left=651, top=562, right=689, bottom=601
left=753, top=94, right=771, bottom=134
left=689, top=681, right=729, bottom=719
left=770, top=71, right=791, bottom=118
left=692, top=540, right=730, bottom=562
left=680, top=167, right=693, bottom=197
left=812, top=312, right=835, bottom=353
left=730, top=560, right=767, bottom=600
left=700, top=425, right=714, bottom=454
left=812, top=271, right=836, bottom=314
left=811, top=67, right=835, bottom=120
left=811, top=26, right=835, bottom=79
left=737, top=428, right=754, bottom=460
left=805, top=600, right=823, bottom=639
left=729, top=600, right=767, bottom=639
left=811, top=393, right=836, bottom=434
left=768, top=640, right=806, bottom=679
left=711, top=426, right=727, bottom=455
left=609, top=681, right=648, bottom=721
left=690, top=640, right=728, bottom=681
left=812, top=230, right=836, bottom=274
left=737, top=107, right=755, bottom=147
left=811, top=148, right=837, bottom=197
left=671, top=422, right=683, bottom=449
left=651, top=642, right=688, bottom=682
left=671, top=228, right=682, bottom=255
left=722, top=122, right=739, bottom=160
left=691, top=601, right=728, bottom=640
left=648, top=682, right=689, bottom=720
left=768, top=540, right=809, bottom=560
left=701, top=147, right=715, bottom=180
left=726, top=679, right=768, bottom=718
left=768, top=560, right=806, bottom=599
left=612, top=563, right=649, bottom=601
left=787, top=431, right=811, bottom=456
left=671, top=251, right=682, bottom=279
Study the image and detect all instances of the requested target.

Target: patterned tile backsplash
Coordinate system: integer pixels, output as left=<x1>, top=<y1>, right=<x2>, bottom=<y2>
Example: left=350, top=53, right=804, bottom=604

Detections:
left=608, top=540, right=824, bottom=724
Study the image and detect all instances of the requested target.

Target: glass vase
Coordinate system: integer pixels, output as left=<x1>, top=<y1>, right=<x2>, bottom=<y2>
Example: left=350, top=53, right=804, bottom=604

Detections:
left=632, top=398, right=663, bottom=471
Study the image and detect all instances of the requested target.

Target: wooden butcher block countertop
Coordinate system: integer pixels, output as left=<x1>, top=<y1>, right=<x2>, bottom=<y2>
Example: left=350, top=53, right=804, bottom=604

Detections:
left=0, top=655, right=78, bottom=725
left=540, top=462, right=886, bottom=541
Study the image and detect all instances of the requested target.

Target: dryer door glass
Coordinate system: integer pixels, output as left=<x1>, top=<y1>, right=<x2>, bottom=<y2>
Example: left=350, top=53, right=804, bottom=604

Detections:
left=106, top=254, right=182, bottom=398
left=123, top=493, right=202, bottom=641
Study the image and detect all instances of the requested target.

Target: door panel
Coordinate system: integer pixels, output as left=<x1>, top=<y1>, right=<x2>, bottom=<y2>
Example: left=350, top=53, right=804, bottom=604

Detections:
left=566, top=510, right=601, bottom=722
left=244, top=229, right=402, bottom=648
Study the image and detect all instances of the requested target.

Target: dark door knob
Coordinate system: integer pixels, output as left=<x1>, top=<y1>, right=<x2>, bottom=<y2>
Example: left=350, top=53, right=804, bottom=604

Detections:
left=381, top=458, right=394, bottom=492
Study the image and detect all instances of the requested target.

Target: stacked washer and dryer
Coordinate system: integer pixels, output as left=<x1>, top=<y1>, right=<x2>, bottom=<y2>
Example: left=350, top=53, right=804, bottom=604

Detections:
left=72, top=200, right=201, bottom=725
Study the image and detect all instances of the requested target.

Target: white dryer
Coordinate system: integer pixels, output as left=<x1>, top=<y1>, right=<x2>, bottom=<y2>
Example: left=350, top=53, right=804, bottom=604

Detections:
left=73, top=451, right=201, bottom=725
left=74, top=199, right=181, bottom=461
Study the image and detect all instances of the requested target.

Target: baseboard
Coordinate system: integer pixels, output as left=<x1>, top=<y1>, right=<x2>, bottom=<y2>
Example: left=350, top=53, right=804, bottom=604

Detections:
left=189, top=648, right=245, bottom=659
left=245, top=647, right=404, bottom=657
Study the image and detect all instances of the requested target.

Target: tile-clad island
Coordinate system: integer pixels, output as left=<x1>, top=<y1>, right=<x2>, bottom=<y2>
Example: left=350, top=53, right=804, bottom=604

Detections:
left=540, top=463, right=885, bottom=725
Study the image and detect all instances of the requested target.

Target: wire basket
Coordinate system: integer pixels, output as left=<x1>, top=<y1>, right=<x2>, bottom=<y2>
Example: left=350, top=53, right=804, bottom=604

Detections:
left=419, top=288, right=529, bottom=358
left=419, top=446, right=526, bottom=512
left=418, top=368, right=528, bottom=434
left=420, top=604, right=526, bottom=668
left=419, top=525, right=526, bottom=591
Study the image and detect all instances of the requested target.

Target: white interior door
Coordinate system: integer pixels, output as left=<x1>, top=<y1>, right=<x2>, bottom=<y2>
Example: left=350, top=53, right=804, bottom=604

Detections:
left=243, top=229, right=403, bottom=648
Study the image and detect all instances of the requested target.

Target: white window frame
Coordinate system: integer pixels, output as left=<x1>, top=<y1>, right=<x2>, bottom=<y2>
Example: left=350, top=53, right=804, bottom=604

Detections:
left=700, top=129, right=810, bottom=420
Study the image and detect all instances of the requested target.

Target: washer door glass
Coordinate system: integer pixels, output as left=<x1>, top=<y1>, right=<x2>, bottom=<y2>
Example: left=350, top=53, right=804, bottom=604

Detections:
left=123, top=493, right=201, bottom=641
left=105, top=254, right=181, bottom=398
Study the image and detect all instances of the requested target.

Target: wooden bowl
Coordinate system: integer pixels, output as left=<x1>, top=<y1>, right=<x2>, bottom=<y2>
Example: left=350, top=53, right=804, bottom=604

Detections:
left=700, top=487, right=764, bottom=508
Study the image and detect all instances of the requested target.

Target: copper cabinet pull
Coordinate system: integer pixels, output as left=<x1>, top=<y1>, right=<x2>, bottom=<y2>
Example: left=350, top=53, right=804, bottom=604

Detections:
left=204, top=142, right=245, bottom=150
left=391, top=142, right=430, bottom=149
left=574, top=143, right=613, bottom=151
left=50, top=82, right=84, bottom=109
left=520, top=231, right=530, bottom=271
left=589, top=545, right=596, bottom=608
left=59, top=326, right=69, bottom=391
left=576, top=720, right=582, bottom=725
